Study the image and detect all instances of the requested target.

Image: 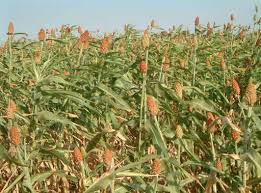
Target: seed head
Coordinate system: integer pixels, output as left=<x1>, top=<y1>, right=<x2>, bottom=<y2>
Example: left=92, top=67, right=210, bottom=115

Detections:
left=220, top=57, right=227, bottom=71
left=207, top=112, right=217, bottom=133
left=10, top=126, right=20, bottom=145
left=8, top=22, right=14, bottom=35
left=73, top=147, right=83, bottom=163
left=176, top=124, right=183, bottom=139
left=87, top=152, right=99, bottom=170
left=245, top=78, right=257, bottom=106
left=142, top=28, right=150, bottom=48
left=215, top=159, right=223, bottom=171
left=195, top=16, right=200, bottom=26
left=175, top=82, right=183, bottom=99
left=100, top=36, right=110, bottom=53
left=151, top=158, right=161, bottom=175
left=147, top=96, right=159, bottom=117
left=78, top=26, right=83, bottom=34
left=230, top=14, right=235, bottom=21
left=231, top=129, right=241, bottom=142
left=162, top=56, right=170, bottom=72
left=38, top=29, right=46, bottom=41
left=231, top=79, right=240, bottom=96
left=139, top=60, right=148, bottom=74
left=103, top=149, right=113, bottom=167
left=147, top=144, right=156, bottom=155
left=6, top=99, right=16, bottom=119
left=79, top=30, right=90, bottom=49
left=34, top=47, right=41, bottom=64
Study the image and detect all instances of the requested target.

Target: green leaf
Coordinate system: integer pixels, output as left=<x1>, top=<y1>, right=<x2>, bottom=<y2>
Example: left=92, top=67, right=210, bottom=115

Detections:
left=35, top=111, right=76, bottom=127
left=31, top=171, right=53, bottom=184
left=245, top=148, right=261, bottom=177
left=97, top=83, right=131, bottom=112
left=0, top=144, right=7, bottom=159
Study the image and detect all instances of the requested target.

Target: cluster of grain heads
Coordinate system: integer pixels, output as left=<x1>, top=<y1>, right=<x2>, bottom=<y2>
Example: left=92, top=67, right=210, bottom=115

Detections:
left=78, top=26, right=83, bottom=34
left=100, top=35, right=111, bottom=53
left=38, top=28, right=46, bottom=41
left=103, top=149, right=113, bottom=170
left=162, top=55, right=170, bottom=72
left=231, top=79, right=241, bottom=97
left=245, top=78, right=257, bottom=106
left=195, top=16, right=200, bottom=27
left=207, top=112, right=217, bottom=133
left=230, top=14, right=235, bottom=22
left=8, top=22, right=14, bottom=35
left=142, top=28, right=150, bottom=48
left=9, top=126, right=20, bottom=145
left=139, top=60, right=148, bottom=74
left=34, top=47, right=41, bottom=64
left=73, top=147, right=83, bottom=163
left=151, top=158, right=161, bottom=175
left=175, top=124, right=183, bottom=139
left=219, top=56, right=227, bottom=71
left=79, top=30, right=90, bottom=49
left=175, top=82, right=183, bottom=99
left=231, top=127, right=241, bottom=142
left=147, top=144, right=156, bottom=155
left=6, top=99, right=16, bottom=119
left=147, top=96, right=159, bottom=117
left=215, top=158, right=223, bottom=171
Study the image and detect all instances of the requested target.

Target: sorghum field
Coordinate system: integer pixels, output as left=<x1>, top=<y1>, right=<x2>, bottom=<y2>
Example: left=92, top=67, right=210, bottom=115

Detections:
left=0, top=11, right=261, bottom=193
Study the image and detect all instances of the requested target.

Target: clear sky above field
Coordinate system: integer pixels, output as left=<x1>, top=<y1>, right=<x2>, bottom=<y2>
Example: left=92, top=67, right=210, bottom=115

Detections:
left=0, top=0, right=260, bottom=40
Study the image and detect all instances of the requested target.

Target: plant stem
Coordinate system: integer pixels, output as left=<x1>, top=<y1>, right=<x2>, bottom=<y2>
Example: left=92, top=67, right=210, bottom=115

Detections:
left=138, top=49, right=148, bottom=152
left=210, top=133, right=217, bottom=193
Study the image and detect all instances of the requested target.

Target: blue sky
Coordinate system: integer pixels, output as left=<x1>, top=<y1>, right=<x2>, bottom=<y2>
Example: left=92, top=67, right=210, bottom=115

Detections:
left=0, top=0, right=260, bottom=40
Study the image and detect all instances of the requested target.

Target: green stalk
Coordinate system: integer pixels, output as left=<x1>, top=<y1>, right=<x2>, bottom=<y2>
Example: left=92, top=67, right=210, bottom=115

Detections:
left=80, top=161, right=87, bottom=190
left=77, top=44, right=83, bottom=67
left=138, top=49, right=148, bottom=152
left=243, top=106, right=252, bottom=188
left=192, top=45, right=197, bottom=87
left=153, top=175, right=158, bottom=193
left=138, top=73, right=145, bottom=152
left=16, top=147, right=35, bottom=193
left=210, top=133, right=217, bottom=193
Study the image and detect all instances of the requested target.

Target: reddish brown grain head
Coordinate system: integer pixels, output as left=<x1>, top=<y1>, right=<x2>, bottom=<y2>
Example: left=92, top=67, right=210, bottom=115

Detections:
left=256, top=38, right=261, bottom=46
left=80, top=31, right=90, bottom=43
left=231, top=79, right=240, bottom=96
left=231, top=129, right=241, bottom=142
left=207, top=112, right=217, bottom=133
left=147, top=96, right=159, bottom=117
left=79, top=30, right=90, bottom=49
left=38, top=29, right=46, bottom=41
left=100, top=36, right=110, bottom=53
left=73, top=147, right=83, bottom=163
left=151, top=158, right=161, bottom=175
left=6, top=99, right=16, bottom=119
left=245, top=78, right=257, bottom=106
left=195, top=16, right=200, bottom=26
left=8, top=22, right=14, bottom=35
left=139, top=60, right=148, bottom=74
left=103, top=149, right=113, bottom=167
left=215, top=159, right=223, bottom=171
left=10, top=127, right=20, bottom=145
